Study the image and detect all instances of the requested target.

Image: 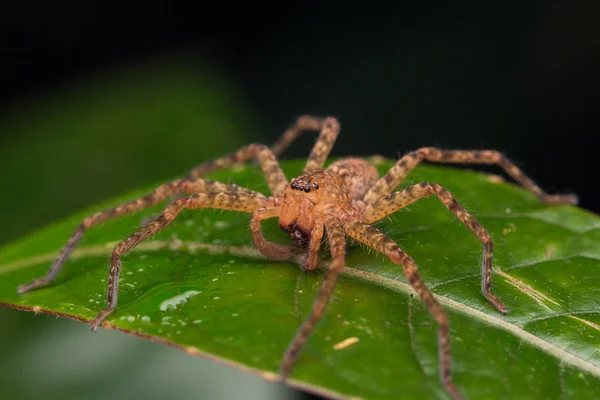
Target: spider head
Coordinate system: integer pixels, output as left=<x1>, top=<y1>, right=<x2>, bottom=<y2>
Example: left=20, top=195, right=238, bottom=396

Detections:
left=278, top=170, right=349, bottom=248
left=278, top=181, right=315, bottom=248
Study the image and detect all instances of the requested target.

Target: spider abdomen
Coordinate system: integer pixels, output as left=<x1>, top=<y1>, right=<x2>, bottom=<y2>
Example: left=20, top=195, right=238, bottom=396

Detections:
left=326, top=157, right=379, bottom=200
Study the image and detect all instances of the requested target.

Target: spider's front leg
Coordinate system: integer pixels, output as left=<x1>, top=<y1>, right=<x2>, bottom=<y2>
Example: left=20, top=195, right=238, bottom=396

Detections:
left=344, top=220, right=462, bottom=400
left=363, top=147, right=578, bottom=205
left=279, top=217, right=346, bottom=380
left=363, top=182, right=507, bottom=314
left=91, top=191, right=269, bottom=330
left=187, top=143, right=288, bottom=196
left=17, top=178, right=259, bottom=294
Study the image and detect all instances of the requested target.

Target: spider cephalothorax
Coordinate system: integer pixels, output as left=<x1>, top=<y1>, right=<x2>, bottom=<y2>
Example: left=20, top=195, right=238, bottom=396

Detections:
left=278, top=173, right=324, bottom=249
left=280, top=169, right=352, bottom=249
left=18, top=115, right=577, bottom=400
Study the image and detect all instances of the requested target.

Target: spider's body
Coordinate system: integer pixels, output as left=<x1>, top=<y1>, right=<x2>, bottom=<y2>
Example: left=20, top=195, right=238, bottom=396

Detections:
left=18, top=116, right=577, bottom=400
left=279, top=158, right=372, bottom=256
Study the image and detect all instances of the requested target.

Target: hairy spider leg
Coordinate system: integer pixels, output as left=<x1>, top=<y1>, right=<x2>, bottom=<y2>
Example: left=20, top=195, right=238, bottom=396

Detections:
left=91, top=191, right=270, bottom=330
left=19, top=116, right=335, bottom=297
left=364, top=182, right=507, bottom=313
left=17, top=178, right=262, bottom=294
left=279, top=217, right=346, bottom=380
left=270, top=115, right=325, bottom=157
left=303, top=117, right=341, bottom=173
left=344, top=220, right=462, bottom=400
left=188, top=143, right=288, bottom=196
left=363, top=147, right=578, bottom=205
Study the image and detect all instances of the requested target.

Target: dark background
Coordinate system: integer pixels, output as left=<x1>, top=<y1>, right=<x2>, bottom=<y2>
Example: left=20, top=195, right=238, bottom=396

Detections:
left=1, top=1, right=598, bottom=399
left=3, top=1, right=599, bottom=213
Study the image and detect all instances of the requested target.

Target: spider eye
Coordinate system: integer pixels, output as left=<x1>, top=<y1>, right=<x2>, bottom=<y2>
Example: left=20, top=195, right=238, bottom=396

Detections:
left=304, top=186, right=311, bottom=193
left=312, top=183, right=318, bottom=190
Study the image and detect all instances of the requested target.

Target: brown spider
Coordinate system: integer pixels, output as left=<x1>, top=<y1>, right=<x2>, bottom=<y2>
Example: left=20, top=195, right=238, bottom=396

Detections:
left=17, top=116, right=577, bottom=399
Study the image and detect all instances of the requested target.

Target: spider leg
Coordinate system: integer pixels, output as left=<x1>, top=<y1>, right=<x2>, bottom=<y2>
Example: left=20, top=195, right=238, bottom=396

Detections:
left=279, top=217, right=345, bottom=381
left=364, top=182, right=507, bottom=314
left=91, top=191, right=269, bottom=330
left=270, top=115, right=325, bottom=157
left=250, top=208, right=295, bottom=260
left=303, top=117, right=341, bottom=173
left=187, top=143, right=288, bottom=196
left=17, top=179, right=261, bottom=295
left=344, top=220, right=462, bottom=400
left=363, top=147, right=578, bottom=205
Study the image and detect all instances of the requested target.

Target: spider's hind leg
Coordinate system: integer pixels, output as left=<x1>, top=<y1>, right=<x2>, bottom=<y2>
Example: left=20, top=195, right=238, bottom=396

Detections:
left=363, top=147, right=578, bottom=205
left=303, top=117, right=341, bottom=173
left=344, top=220, right=462, bottom=400
left=363, top=182, right=507, bottom=314
left=270, top=115, right=325, bottom=156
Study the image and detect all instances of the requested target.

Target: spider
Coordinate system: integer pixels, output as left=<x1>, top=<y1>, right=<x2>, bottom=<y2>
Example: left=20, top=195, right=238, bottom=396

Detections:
left=17, top=115, right=577, bottom=400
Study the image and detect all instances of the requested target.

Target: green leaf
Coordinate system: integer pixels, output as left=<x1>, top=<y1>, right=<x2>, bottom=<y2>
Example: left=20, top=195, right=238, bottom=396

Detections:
left=1, top=159, right=598, bottom=400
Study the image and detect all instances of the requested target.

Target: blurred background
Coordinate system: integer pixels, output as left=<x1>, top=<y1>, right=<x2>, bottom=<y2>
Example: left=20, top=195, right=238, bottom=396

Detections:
left=1, top=1, right=598, bottom=399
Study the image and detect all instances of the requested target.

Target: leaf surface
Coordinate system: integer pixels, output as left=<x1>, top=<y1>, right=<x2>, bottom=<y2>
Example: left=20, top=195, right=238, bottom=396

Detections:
left=1, top=160, right=599, bottom=400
